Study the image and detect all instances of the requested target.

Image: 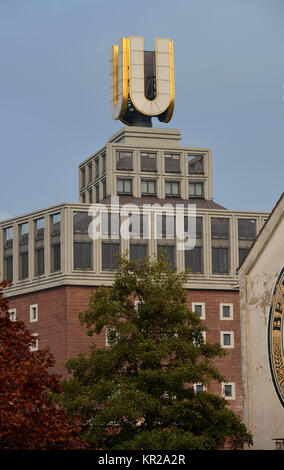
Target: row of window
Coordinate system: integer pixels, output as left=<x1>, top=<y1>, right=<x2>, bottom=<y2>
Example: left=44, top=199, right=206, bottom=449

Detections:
left=115, top=151, right=205, bottom=175
left=192, top=302, right=233, bottom=320
left=81, top=152, right=106, bottom=187
left=80, top=152, right=205, bottom=189
left=194, top=382, right=236, bottom=400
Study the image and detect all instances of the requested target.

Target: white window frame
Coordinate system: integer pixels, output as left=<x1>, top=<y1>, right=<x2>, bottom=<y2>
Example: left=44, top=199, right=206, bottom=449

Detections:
left=105, top=327, right=119, bottom=347
left=9, top=308, right=16, bottom=322
left=30, top=304, right=38, bottom=323
left=193, top=383, right=207, bottom=393
left=30, top=333, right=38, bottom=352
left=220, top=303, right=234, bottom=320
left=220, top=331, right=234, bottom=348
left=221, top=382, right=235, bottom=400
left=192, top=302, right=206, bottom=320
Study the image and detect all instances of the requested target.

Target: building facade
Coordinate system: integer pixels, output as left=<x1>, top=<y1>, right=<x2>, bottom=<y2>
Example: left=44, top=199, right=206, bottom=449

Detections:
left=239, top=193, right=284, bottom=449
left=0, top=126, right=269, bottom=419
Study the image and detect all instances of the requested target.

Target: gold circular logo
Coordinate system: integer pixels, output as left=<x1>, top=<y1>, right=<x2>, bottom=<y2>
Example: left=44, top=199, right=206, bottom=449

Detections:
left=269, top=268, right=284, bottom=407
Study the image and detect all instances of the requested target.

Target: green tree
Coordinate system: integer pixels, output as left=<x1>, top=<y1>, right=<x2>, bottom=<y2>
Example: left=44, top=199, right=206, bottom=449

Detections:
left=61, top=254, right=253, bottom=450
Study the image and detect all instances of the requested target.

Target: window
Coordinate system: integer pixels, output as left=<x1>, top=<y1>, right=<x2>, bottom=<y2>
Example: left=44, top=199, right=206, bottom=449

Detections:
left=106, top=327, right=119, bottom=346
left=185, top=247, right=203, bottom=274
left=101, top=212, right=120, bottom=238
left=141, top=179, right=156, bottom=196
left=30, top=304, right=38, bottom=323
left=95, top=158, right=99, bottom=178
left=211, top=218, right=230, bottom=275
left=129, top=213, right=149, bottom=239
left=82, top=193, right=86, bottom=203
left=141, top=152, right=157, bottom=172
left=165, top=180, right=180, bottom=197
left=30, top=333, right=38, bottom=352
left=35, top=219, right=45, bottom=275
left=157, top=245, right=175, bottom=269
left=220, top=303, right=233, bottom=320
left=192, top=302, right=205, bottom=320
left=116, top=151, right=133, bottom=170
left=19, top=222, right=29, bottom=280
left=189, top=182, right=204, bottom=198
left=165, top=153, right=180, bottom=173
left=238, top=219, right=256, bottom=266
left=9, top=309, right=16, bottom=322
left=96, top=184, right=100, bottom=203
left=73, top=212, right=93, bottom=270
left=117, top=178, right=132, bottom=195
left=4, top=227, right=13, bottom=281
left=88, top=163, right=92, bottom=183
left=156, top=214, right=175, bottom=239
left=50, top=213, right=61, bottom=272
left=188, top=155, right=204, bottom=174
left=88, top=189, right=93, bottom=204
left=130, top=244, right=147, bottom=263
left=222, top=382, right=235, bottom=400
left=102, top=179, right=107, bottom=199
left=220, top=331, right=234, bottom=348
left=74, top=242, right=92, bottom=269
left=193, top=384, right=206, bottom=393
left=81, top=167, right=86, bottom=187
left=35, top=247, right=44, bottom=276
left=102, top=243, right=120, bottom=270
left=101, top=153, right=106, bottom=173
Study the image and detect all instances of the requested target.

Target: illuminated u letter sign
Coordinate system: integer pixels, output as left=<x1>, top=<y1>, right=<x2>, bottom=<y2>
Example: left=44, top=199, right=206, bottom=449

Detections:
left=110, top=36, right=175, bottom=126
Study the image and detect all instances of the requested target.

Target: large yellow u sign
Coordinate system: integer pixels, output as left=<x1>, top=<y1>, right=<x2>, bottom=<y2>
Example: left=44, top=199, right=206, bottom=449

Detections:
left=110, top=36, right=175, bottom=125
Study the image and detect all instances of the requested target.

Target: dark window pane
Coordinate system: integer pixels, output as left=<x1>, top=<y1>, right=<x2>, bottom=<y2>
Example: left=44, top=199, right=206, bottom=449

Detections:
left=130, top=244, right=147, bottom=263
left=224, top=385, right=232, bottom=397
left=238, top=219, right=256, bottom=240
left=165, top=154, right=180, bottom=173
left=222, top=306, right=231, bottom=318
left=102, top=243, right=120, bottom=270
left=223, top=334, right=231, bottom=345
left=36, top=248, right=44, bottom=275
left=211, top=218, right=229, bottom=239
left=141, top=152, right=157, bottom=172
left=188, top=155, right=204, bottom=174
left=5, top=256, right=13, bottom=281
left=52, top=243, right=61, bottom=272
left=184, top=216, right=202, bottom=238
left=74, top=242, right=92, bottom=269
left=239, top=247, right=250, bottom=265
left=157, top=215, right=175, bottom=238
left=158, top=245, right=175, bottom=269
left=185, top=247, right=202, bottom=273
left=189, top=182, right=204, bottom=197
left=212, top=247, right=229, bottom=274
left=116, top=151, right=133, bottom=170
left=20, top=252, right=28, bottom=279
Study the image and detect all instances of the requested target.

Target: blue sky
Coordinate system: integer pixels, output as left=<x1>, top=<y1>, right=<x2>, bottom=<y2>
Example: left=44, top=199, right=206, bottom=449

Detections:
left=1, top=0, right=283, bottom=219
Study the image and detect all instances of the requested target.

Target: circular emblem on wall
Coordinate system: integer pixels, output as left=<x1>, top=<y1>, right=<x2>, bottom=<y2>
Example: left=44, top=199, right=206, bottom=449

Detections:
left=268, top=267, right=284, bottom=407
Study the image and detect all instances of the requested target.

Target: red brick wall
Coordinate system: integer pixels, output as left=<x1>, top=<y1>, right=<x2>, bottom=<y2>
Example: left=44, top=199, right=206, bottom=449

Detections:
left=7, top=286, right=243, bottom=417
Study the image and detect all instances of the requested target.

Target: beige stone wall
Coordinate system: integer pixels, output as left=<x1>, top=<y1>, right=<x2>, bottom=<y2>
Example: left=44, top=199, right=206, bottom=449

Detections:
left=239, top=205, right=284, bottom=449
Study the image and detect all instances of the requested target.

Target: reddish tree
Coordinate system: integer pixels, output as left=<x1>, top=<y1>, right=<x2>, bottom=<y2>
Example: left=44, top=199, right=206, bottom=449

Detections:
left=0, top=281, right=88, bottom=450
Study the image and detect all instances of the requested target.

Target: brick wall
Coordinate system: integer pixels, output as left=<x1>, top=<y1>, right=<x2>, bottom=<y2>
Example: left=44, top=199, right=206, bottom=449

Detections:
left=7, top=286, right=243, bottom=416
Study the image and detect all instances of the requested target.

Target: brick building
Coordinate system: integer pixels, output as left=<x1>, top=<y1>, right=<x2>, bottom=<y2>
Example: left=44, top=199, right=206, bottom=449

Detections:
left=0, top=36, right=270, bottom=419
left=0, top=126, right=268, bottom=418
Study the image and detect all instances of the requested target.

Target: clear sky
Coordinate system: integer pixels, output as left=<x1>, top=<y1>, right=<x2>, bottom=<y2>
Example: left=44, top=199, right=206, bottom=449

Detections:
left=1, top=0, right=283, bottom=220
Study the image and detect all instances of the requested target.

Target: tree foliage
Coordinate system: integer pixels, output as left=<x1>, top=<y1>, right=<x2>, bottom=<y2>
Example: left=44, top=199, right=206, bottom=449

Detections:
left=0, top=281, right=88, bottom=450
left=61, top=255, right=253, bottom=450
